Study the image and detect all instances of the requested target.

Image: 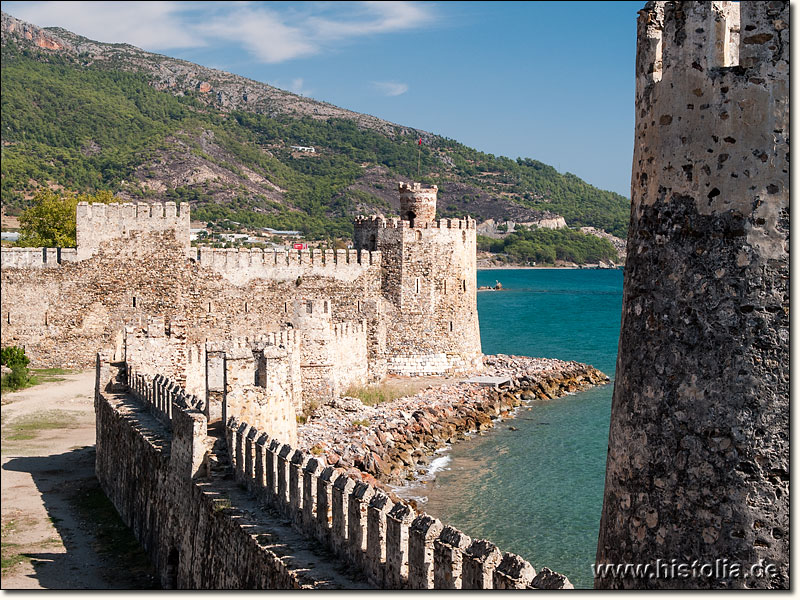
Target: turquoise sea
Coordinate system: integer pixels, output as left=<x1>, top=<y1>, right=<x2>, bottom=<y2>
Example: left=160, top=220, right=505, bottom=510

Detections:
left=407, top=268, right=624, bottom=589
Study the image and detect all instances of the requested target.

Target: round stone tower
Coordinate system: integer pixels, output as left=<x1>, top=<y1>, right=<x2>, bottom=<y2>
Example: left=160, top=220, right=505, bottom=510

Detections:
left=399, top=182, right=437, bottom=225
left=596, top=1, right=788, bottom=590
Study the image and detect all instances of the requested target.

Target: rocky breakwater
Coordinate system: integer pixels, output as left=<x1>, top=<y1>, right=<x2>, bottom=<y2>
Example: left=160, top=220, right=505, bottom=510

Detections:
left=299, top=355, right=608, bottom=487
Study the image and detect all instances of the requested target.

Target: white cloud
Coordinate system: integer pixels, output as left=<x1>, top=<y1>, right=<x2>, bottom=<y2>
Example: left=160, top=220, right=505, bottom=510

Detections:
left=308, top=1, right=435, bottom=40
left=373, top=81, right=409, bottom=97
left=6, top=1, right=201, bottom=49
left=198, top=6, right=316, bottom=64
left=4, top=1, right=438, bottom=63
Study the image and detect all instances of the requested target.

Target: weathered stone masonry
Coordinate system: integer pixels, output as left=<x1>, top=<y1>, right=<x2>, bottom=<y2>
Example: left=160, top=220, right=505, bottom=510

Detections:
left=96, top=353, right=574, bottom=589
left=354, top=183, right=483, bottom=376
left=597, top=1, right=788, bottom=589
left=2, top=183, right=482, bottom=384
left=95, top=355, right=369, bottom=589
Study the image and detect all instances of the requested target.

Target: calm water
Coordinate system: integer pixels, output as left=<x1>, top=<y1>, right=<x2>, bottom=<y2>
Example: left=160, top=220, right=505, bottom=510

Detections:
left=405, top=268, right=623, bottom=589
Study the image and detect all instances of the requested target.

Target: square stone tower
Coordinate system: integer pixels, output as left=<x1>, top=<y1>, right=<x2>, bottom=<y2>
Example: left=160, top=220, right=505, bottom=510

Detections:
left=353, top=183, right=482, bottom=376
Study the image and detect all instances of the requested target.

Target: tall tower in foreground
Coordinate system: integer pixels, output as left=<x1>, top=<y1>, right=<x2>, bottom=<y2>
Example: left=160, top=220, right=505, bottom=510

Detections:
left=596, top=1, right=788, bottom=589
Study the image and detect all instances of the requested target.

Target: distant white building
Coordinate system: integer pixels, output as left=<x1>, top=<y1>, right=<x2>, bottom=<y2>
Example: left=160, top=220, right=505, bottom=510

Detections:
left=290, top=145, right=316, bottom=153
left=262, top=227, right=302, bottom=236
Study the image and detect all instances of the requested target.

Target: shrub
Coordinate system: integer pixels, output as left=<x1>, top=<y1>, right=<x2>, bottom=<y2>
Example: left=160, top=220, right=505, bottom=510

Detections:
left=1, top=346, right=29, bottom=368
left=1, top=346, right=34, bottom=392
left=1, top=364, right=32, bottom=392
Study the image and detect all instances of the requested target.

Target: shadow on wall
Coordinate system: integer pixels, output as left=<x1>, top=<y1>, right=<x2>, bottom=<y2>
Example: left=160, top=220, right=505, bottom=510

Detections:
left=2, top=446, right=157, bottom=589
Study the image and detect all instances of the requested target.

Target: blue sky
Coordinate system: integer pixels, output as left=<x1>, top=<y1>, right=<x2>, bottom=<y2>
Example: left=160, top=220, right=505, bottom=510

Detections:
left=4, top=1, right=646, bottom=196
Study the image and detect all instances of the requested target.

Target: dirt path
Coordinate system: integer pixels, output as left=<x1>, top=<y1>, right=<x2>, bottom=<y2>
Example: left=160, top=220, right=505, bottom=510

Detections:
left=1, top=371, right=156, bottom=589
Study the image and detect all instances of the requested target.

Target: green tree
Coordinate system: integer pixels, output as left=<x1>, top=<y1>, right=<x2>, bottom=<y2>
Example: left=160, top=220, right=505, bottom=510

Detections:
left=17, top=189, right=115, bottom=247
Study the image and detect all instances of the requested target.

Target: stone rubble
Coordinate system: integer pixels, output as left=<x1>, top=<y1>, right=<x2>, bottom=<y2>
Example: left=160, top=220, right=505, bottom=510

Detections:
left=298, top=354, right=609, bottom=487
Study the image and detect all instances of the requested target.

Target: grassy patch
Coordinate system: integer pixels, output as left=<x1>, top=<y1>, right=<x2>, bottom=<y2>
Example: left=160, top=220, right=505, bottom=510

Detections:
left=1, top=367, right=33, bottom=393
left=1, top=368, right=72, bottom=394
left=68, top=478, right=157, bottom=586
left=345, top=381, right=431, bottom=407
left=1, top=410, right=74, bottom=442
left=0, top=516, right=58, bottom=576
left=30, top=368, right=71, bottom=384
left=1, top=543, right=31, bottom=573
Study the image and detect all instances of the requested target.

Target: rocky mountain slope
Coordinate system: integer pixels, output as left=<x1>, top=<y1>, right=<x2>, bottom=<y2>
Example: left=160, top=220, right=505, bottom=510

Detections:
left=1, top=11, right=630, bottom=239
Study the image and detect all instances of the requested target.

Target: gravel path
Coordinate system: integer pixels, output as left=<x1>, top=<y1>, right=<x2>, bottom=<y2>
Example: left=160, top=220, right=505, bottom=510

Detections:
left=1, top=371, right=156, bottom=589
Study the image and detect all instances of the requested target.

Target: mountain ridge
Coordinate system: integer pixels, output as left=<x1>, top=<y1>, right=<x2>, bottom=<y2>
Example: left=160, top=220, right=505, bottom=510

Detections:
left=1, top=11, right=631, bottom=239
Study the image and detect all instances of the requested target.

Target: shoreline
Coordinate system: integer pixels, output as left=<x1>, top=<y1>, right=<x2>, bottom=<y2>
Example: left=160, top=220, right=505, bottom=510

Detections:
left=479, top=265, right=578, bottom=270
left=297, top=354, right=609, bottom=496
left=478, top=265, right=623, bottom=271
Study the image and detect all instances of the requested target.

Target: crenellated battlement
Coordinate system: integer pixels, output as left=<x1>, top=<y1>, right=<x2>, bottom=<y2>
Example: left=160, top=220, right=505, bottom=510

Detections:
left=333, top=319, right=367, bottom=339
left=0, top=247, right=78, bottom=269
left=352, top=180, right=481, bottom=376
left=76, top=200, right=190, bottom=221
left=196, top=247, right=380, bottom=285
left=599, top=2, right=789, bottom=588
left=398, top=181, right=437, bottom=224
left=631, top=1, right=788, bottom=219
left=225, top=416, right=573, bottom=589
left=206, top=329, right=299, bottom=354
left=126, top=366, right=205, bottom=429
left=353, top=215, right=476, bottom=231
left=636, top=1, right=787, bottom=91
left=398, top=182, right=437, bottom=194
left=76, top=201, right=190, bottom=259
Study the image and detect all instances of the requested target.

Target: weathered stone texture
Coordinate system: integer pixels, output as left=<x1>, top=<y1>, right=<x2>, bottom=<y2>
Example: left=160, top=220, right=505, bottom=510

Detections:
left=96, top=358, right=366, bottom=589
left=76, top=201, right=190, bottom=260
left=353, top=183, right=483, bottom=376
left=597, top=1, right=788, bottom=590
left=433, top=525, right=471, bottom=589
left=407, top=514, right=443, bottom=589
left=98, top=349, right=576, bottom=589
left=3, top=181, right=482, bottom=385
left=1, top=205, right=382, bottom=377
left=462, top=539, right=502, bottom=589
left=290, top=298, right=368, bottom=403
left=493, top=552, right=535, bottom=589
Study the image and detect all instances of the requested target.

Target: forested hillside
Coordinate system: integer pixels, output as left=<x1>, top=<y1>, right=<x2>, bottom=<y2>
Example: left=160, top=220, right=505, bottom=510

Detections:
left=1, top=11, right=630, bottom=239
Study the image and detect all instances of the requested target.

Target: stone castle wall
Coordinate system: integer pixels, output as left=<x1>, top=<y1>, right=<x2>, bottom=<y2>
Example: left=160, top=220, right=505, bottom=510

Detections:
left=0, top=247, right=79, bottom=268
left=216, top=338, right=299, bottom=446
left=354, top=214, right=483, bottom=375
left=0, top=203, right=384, bottom=372
left=3, top=179, right=483, bottom=379
left=124, top=316, right=206, bottom=396
left=95, top=355, right=365, bottom=589
left=195, top=247, right=379, bottom=286
left=597, top=1, right=788, bottom=589
left=96, top=353, right=574, bottom=589
left=290, top=298, right=369, bottom=403
left=398, top=182, right=438, bottom=223
left=76, top=201, right=190, bottom=259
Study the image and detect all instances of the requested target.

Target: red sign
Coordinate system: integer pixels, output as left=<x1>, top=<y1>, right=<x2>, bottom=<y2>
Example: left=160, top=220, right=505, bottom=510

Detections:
left=293, top=243, right=307, bottom=250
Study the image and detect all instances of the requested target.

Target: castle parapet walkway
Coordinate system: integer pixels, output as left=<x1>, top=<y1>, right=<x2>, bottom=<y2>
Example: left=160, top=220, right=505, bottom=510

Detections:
left=97, top=354, right=574, bottom=589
